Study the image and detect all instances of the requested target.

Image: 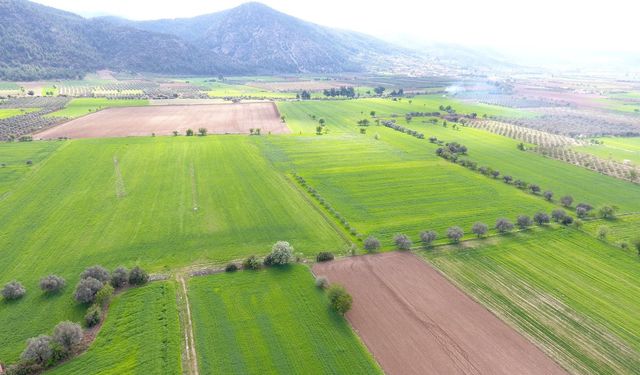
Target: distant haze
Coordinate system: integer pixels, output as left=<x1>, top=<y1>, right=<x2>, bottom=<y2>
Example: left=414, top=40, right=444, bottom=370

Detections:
left=32, top=0, right=640, bottom=64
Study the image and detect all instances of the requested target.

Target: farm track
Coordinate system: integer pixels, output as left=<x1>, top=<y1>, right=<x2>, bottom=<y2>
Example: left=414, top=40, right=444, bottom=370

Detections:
left=177, top=274, right=199, bottom=375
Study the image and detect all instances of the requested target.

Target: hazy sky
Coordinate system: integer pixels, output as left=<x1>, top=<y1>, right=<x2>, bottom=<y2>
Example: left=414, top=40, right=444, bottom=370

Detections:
left=32, top=0, right=639, bottom=55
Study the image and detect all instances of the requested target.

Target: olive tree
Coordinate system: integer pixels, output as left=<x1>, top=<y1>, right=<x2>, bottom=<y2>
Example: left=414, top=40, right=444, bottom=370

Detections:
left=420, top=230, right=437, bottom=247
left=266, top=241, right=294, bottom=265
left=364, top=236, right=381, bottom=252
left=560, top=195, right=573, bottom=207
left=129, top=266, right=149, bottom=285
left=552, top=209, right=567, bottom=222
left=327, top=284, right=352, bottom=315
left=447, top=226, right=464, bottom=243
left=533, top=212, right=550, bottom=225
left=471, top=222, right=488, bottom=238
left=2, top=281, right=26, bottom=300
left=394, top=234, right=412, bottom=250
left=598, top=205, right=616, bottom=219
left=52, top=321, right=83, bottom=352
left=21, top=335, right=53, bottom=365
left=517, top=215, right=533, bottom=229
left=81, top=266, right=110, bottom=284
left=73, top=277, right=103, bottom=304
left=110, top=267, right=128, bottom=289
left=543, top=191, right=553, bottom=201
left=495, top=218, right=514, bottom=233
left=40, top=275, right=66, bottom=294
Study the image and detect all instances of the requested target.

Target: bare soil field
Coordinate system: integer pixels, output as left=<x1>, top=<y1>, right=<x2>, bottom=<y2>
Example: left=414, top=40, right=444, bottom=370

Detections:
left=313, top=252, right=566, bottom=375
left=246, top=80, right=348, bottom=91
left=35, top=102, right=288, bottom=139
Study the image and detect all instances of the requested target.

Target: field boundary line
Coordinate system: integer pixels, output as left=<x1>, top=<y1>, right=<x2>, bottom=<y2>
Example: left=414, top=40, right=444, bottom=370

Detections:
left=176, top=274, right=199, bottom=375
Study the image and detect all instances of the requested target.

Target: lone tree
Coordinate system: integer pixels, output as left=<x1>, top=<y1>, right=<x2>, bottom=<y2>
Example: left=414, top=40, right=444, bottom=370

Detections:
left=52, top=321, right=83, bottom=353
left=503, top=175, right=513, bottom=184
left=110, top=267, right=129, bottom=289
left=2, top=281, right=26, bottom=300
left=495, top=218, right=514, bottom=233
left=597, top=225, right=609, bottom=240
left=21, top=335, right=53, bottom=365
left=529, top=184, right=541, bottom=194
left=81, top=266, right=110, bottom=284
left=552, top=209, right=567, bottom=222
left=198, top=128, right=208, bottom=136
left=186, top=128, right=194, bottom=136
left=598, top=205, right=617, bottom=219
left=394, top=234, right=412, bottom=250
left=420, top=230, right=437, bottom=247
left=129, top=266, right=149, bottom=285
left=447, top=226, right=464, bottom=243
left=327, top=284, right=352, bottom=315
left=471, top=222, right=488, bottom=238
left=543, top=191, right=554, bottom=201
left=39, top=275, right=66, bottom=294
left=534, top=212, right=551, bottom=226
left=560, top=195, right=574, bottom=207
left=265, top=241, right=294, bottom=265
left=74, top=277, right=103, bottom=304
left=517, top=215, right=533, bottom=230
left=364, top=236, right=381, bottom=252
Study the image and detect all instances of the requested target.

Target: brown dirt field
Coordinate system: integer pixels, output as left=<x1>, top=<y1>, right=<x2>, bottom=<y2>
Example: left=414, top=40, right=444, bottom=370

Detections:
left=36, top=102, right=288, bottom=139
left=246, top=80, right=349, bottom=92
left=313, top=252, right=567, bottom=375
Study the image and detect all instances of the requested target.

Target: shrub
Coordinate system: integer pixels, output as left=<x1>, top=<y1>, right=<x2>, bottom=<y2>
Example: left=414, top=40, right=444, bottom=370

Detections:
left=529, top=184, right=541, bottom=194
left=128, top=266, right=149, bottom=285
left=52, top=321, right=83, bottom=352
left=224, top=263, right=238, bottom=272
left=503, top=175, right=513, bottom=184
left=471, top=222, right=488, bottom=238
left=551, top=209, right=567, bottom=222
left=267, top=241, right=294, bottom=265
left=363, top=236, right=381, bottom=252
left=5, top=362, right=43, bottom=375
left=110, top=267, right=128, bottom=289
left=495, top=218, right=514, bottom=233
left=95, top=284, right=114, bottom=307
left=447, top=226, right=464, bottom=243
left=39, top=275, right=66, bottom=294
left=597, top=225, right=609, bottom=240
left=73, top=277, right=103, bottom=304
left=315, top=276, right=329, bottom=289
left=576, top=206, right=589, bottom=218
left=632, top=238, right=640, bottom=255
left=2, top=281, right=26, bottom=300
left=560, top=195, right=573, bottom=207
left=574, top=218, right=583, bottom=229
left=543, top=191, right=553, bottom=201
left=598, top=205, right=617, bottom=219
left=85, top=304, right=101, bottom=327
left=21, top=335, right=53, bottom=365
left=394, top=234, right=412, bottom=250
left=186, top=128, right=194, bottom=136
left=243, top=255, right=261, bottom=270
left=316, top=252, right=334, bottom=262
left=561, top=215, right=574, bottom=225
left=420, top=230, right=437, bottom=246
left=81, top=266, right=110, bottom=283
left=533, top=212, right=550, bottom=225
left=327, top=284, right=352, bottom=315
left=516, top=215, right=533, bottom=230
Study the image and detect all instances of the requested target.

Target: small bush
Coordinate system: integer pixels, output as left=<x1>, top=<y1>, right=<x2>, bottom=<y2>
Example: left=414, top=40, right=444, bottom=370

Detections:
left=39, top=275, right=66, bottom=294
left=2, top=281, right=26, bottom=300
left=73, top=277, right=103, bottom=304
left=225, top=263, right=239, bottom=272
left=327, top=284, right=352, bottom=315
left=363, top=236, right=381, bottom=252
left=316, top=252, right=334, bottom=262
left=52, top=321, right=83, bottom=352
left=394, top=234, right=412, bottom=250
left=597, top=225, right=609, bottom=240
left=243, top=255, right=261, bottom=270
left=110, top=267, right=128, bottom=289
left=128, top=266, right=149, bottom=285
left=95, top=284, right=114, bottom=307
left=85, top=304, right=101, bottom=327
left=81, top=266, right=110, bottom=283
left=315, top=276, right=329, bottom=289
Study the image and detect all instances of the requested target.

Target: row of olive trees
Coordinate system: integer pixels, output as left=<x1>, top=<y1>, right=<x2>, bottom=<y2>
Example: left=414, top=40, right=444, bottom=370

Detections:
left=225, top=241, right=296, bottom=272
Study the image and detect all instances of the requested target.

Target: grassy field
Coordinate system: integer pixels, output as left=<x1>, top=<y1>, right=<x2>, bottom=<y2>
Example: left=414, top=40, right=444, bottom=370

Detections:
left=0, top=140, right=62, bottom=195
left=574, top=137, right=640, bottom=166
left=0, top=108, right=39, bottom=119
left=423, top=228, right=640, bottom=374
left=582, top=214, right=640, bottom=245
left=0, top=136, right=345, bottom=361
left=49, top=282, right=181, bottom=375
left=189, top=265, right=382, bottom=374
left=46, top=98, right=149, bottom=118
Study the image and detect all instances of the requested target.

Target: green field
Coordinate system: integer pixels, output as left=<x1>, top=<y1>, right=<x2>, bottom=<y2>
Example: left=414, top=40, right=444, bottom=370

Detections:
left=0, top=136, right=345, bottom=361
left=49, top=282, right=181, bottom=375
left=423, top=228, right=640, bottom=374
left=574, top=137, right=640, bottom=166
left=46, top=98, right=149, bottom=118
left=0, top=108, right=39, bottom=119
left=189, top=265, right=382, bottom=374
left=0, top=140, right=62, bottom=195
left=582, top=214, right=640, bottom=245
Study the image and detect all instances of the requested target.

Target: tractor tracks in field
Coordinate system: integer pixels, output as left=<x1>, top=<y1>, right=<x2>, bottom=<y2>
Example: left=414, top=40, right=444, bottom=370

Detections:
left=113, top=156, right=126, bottom=198
left=176, top=274, right=199, bottom=375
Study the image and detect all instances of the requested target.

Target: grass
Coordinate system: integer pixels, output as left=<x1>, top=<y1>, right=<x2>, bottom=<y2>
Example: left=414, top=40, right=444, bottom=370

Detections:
left=574, top=137, right=640, bottom=166
left=0, top=140, right=62, bottom=195
left=49, top=282, right=181, bottom=375
left=189, top=265, right=382, bottom=374
left=0, top=108, right=39, bottom=119
left=423, top=228, right=640, bottom=374
left=582, top=214, right=640, bottom=245
left=0, top=136, right=345, bottom=361
left=45, top=98, right=149, bottom=118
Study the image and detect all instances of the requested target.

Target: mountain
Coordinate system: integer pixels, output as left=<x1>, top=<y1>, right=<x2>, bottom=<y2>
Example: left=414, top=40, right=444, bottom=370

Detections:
left=0, top=0, right=423, bottom=80
left=101, top=2, right=416, bottom=75
left=0, top=0, right=241, bottom=80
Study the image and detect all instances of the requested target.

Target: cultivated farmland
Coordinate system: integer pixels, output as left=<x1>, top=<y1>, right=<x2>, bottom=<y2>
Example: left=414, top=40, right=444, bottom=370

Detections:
left=188, top=265, right=382, bottom=374
left=313, top=252, right=566, bottom=375
left=37, top=102, right=287, bottom=139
